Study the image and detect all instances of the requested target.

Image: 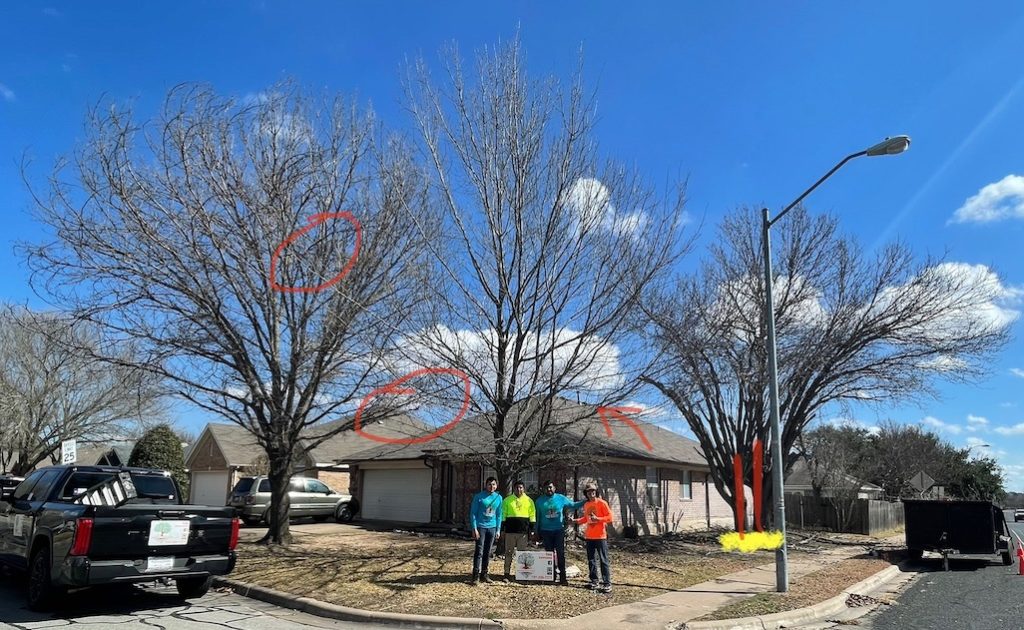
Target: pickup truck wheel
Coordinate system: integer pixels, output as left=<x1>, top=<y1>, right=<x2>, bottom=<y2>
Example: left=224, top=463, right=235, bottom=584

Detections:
left=176, top=576, right=212, bottom=599
left=335, top=503, right=355, bottom=523
left=1002, top=550, right=1013, bottom=566
left=907, top=548, right=924, bottom=561
left=27, top=547, right=63, bottom=611
left=242, top=517, right=261, bottom=527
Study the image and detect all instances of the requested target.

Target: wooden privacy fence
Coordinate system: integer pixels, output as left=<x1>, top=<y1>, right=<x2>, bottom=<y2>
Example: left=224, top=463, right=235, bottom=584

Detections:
left=785, top=493, right=904, bottom=535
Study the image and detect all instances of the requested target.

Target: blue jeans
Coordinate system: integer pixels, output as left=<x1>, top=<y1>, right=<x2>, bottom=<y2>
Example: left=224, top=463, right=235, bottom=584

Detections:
left=540, top=529, right=567, bottom=581
left=472, top=527, right=497, bottom=576
left=586, top=539, right=611, bottom=586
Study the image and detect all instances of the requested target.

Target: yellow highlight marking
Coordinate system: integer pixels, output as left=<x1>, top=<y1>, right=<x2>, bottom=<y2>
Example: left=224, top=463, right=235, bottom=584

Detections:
left=719, top=530, right=785, bottom=552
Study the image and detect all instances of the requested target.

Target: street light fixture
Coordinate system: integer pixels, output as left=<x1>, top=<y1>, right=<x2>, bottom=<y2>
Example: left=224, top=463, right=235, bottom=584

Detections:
left=762, top=135, right=910, bottom=593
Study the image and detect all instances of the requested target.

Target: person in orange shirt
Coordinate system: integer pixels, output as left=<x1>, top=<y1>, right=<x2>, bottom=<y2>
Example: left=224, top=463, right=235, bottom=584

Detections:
left=575, top=482, right=613, bottom=593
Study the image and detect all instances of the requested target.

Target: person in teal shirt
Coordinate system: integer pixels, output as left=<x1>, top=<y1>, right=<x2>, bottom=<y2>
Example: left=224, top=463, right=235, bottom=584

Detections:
left=468, top=476, right=503, bottom=583
left=533, top=480, right=585, bottom=585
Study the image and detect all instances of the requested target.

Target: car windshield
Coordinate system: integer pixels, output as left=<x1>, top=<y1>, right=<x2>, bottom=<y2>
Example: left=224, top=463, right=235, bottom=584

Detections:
left=232, top=478, right=255, bottom=493
left=59, top=472, right=179, bottom=504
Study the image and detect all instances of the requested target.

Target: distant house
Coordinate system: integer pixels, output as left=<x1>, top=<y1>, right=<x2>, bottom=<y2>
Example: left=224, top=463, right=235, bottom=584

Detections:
left=339, top=398, right=741, bottom=535
left=184, top=416, right=424, bottom=507
left=3, top=440, right=135, bottom=474
left=785, top=459, right=884, bottom=500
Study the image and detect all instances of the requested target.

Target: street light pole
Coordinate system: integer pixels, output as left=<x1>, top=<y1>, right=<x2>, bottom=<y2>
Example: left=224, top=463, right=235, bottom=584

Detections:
left=762, top=135, right=910, bottom=593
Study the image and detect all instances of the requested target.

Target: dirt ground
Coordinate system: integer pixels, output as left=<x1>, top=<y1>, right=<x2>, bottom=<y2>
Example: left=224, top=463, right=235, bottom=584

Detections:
left=232, top=523, right=771, bottom=619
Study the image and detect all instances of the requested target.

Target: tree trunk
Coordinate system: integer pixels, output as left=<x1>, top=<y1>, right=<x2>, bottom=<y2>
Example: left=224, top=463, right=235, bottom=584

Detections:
left=260, top=450, right=294, bottom=545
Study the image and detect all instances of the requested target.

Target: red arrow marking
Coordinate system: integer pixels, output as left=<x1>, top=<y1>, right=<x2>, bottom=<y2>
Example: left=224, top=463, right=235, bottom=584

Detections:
left=354, top=367, right=471, bottom=445
left=269, top=212, right=362, bottom=294
left=596, top=406, right=653, bottom=451
left=753, top=439, right=763, bottom=532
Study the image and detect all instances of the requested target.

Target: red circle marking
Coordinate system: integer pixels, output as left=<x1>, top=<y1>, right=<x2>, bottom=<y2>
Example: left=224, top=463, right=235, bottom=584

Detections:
left=355, top=368, right=472, bottom=445
left=269, top=212, right=362, bottom=293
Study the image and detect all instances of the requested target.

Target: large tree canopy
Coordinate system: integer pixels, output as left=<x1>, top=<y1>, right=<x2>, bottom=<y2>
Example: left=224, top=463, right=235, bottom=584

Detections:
left=25, top=85, right=436, bottom=543
left=644, top=207, right=1011, bottom=522
left=400, top=40, right=689, bottom=489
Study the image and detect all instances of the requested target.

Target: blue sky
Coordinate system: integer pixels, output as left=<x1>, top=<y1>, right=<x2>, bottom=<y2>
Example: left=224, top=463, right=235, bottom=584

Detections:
left=1, top=2, right=1023, bottom=486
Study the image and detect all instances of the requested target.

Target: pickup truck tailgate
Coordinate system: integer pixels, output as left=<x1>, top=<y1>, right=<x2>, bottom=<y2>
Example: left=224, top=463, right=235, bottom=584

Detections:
left=87, top=504, right=235, bottom=559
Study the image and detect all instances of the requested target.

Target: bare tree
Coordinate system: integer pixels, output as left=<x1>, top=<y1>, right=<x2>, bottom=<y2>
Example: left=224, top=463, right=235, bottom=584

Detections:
left=643, top=207, right=1011, bottom=524
left=400, top=40, right=688, bottom=490
left=0, top=305, right=164, bottom=475
left=23, top=84, right=436, bottom=543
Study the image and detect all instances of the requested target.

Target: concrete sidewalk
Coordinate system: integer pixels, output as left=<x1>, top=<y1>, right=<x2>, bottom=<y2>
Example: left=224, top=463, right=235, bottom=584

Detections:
left=502, top=546, right=870, bottom=630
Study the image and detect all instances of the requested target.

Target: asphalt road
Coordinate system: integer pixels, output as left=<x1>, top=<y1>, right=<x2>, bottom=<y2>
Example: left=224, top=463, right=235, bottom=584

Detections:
left=0, top=567, right=382, bottom=630
left=856, top=510, right=1024, bottom=630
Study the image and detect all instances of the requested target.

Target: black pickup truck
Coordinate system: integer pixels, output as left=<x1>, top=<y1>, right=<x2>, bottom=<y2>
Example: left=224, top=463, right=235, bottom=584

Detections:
left=0, top=465, right=239, bottom=610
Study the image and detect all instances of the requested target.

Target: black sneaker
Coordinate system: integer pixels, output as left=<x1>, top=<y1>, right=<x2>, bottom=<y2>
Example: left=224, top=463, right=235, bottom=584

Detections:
left=470, top=573, right=479, bottom=584
left=558, top=579, right=569, bottom=586
left=481, top=575, right=493, bottom=583
left=586, top=582, right=598, bottom=590
left=598, top=584, right=612, bottom=594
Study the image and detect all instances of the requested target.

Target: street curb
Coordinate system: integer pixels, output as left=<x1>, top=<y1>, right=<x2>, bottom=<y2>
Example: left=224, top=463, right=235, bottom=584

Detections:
left=682, top=562, right=911, bottom=630
left=212, top=576, right=504, bottom=630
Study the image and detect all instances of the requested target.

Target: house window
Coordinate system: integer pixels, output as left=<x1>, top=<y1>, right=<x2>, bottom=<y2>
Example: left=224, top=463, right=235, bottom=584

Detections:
left=646, top=466, right=661, bottom=508
left=679, top=470, right=692, bottom=500
left=519, top=469, right=539, bottom=494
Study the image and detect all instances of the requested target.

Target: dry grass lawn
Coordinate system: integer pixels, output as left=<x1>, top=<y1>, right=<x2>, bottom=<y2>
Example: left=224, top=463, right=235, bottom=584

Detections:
left=695, top=555, right=894, bottom=621
left=231, top=527, right=768, bottom=619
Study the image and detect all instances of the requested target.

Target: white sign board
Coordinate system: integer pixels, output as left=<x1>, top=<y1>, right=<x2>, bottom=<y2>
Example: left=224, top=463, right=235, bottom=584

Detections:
left=61, top=439, right=77, bottom=465
left=148, top=520, right=191, bottom=546
left=514, top=550, right=555, bottom=581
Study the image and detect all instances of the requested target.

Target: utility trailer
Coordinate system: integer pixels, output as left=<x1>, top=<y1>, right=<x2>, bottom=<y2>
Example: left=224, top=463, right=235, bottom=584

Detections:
left=904, top=499, right=1013, bottom=570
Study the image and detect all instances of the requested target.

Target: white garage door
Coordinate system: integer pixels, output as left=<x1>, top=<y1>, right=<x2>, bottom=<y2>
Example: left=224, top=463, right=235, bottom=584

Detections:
left=362, top=468, right=432, bottom=522
left=191, top=471, right=229, bottom=506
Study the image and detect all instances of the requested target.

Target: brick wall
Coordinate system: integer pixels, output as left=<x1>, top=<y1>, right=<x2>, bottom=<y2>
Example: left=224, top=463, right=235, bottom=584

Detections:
left=317, top=470, right=351, bottom=494
left=436, top=458, right=745, bottom=536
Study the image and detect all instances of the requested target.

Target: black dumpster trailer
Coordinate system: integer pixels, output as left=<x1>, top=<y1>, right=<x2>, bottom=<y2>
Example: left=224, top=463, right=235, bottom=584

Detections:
left=904, top=499, right=1013, bottom=570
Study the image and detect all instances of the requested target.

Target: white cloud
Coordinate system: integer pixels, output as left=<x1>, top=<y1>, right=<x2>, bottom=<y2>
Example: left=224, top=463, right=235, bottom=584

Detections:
left=1011, top=368, right=1024, bottom=379
left=967, top=414, right=989, bottom=426
left=824, top=416, right=881, bottom=435
left=397, top=325, right=626, bottom=398
left=564, top=177, right=654, bottom=240
left=1001, top=402, right=1018, bottom=408
left=42, top=7, right=62, bottom=17
left=1000, top=463, right=1024, bottom=492
left=0, top=83, right=15, bottom=103
left=881, top=263, right=1020, bottom=343
left=994, top=423, right=1024, bottom=436
left=949, top=174, right=1024, bottom=224
left=921, top=415, right=962, bottom=434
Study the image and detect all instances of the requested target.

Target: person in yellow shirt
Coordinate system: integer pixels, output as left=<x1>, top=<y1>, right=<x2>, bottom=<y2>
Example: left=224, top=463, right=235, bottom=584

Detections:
left=575, top=482, right=613, bottom=593
left=501, top=480, right=536, bottom=581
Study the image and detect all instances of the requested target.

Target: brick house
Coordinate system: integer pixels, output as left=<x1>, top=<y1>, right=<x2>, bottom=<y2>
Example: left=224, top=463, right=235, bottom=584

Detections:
left=341, top=398, right=741, bottom=535
left=185, top=415, right=429, bottom=506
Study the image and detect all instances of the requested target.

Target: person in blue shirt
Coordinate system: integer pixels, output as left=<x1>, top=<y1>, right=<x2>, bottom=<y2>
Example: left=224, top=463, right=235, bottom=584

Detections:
left=468, top=476, right=503, bottom=583
left=533, top=480, right=585, bottom=585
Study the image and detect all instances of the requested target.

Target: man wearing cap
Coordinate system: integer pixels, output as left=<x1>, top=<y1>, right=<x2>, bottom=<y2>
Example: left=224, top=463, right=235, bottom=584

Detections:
left=575, top=482, right=613, bottom=593
left=533, top=480, right=585, bottom=585
left=501, top=480, right=536, bottom=581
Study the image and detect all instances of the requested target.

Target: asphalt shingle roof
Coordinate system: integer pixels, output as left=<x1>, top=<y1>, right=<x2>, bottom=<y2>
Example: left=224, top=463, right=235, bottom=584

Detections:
left=341, top=397, right=707, bottom=467
left=199, top=413, right=432, bottom=467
